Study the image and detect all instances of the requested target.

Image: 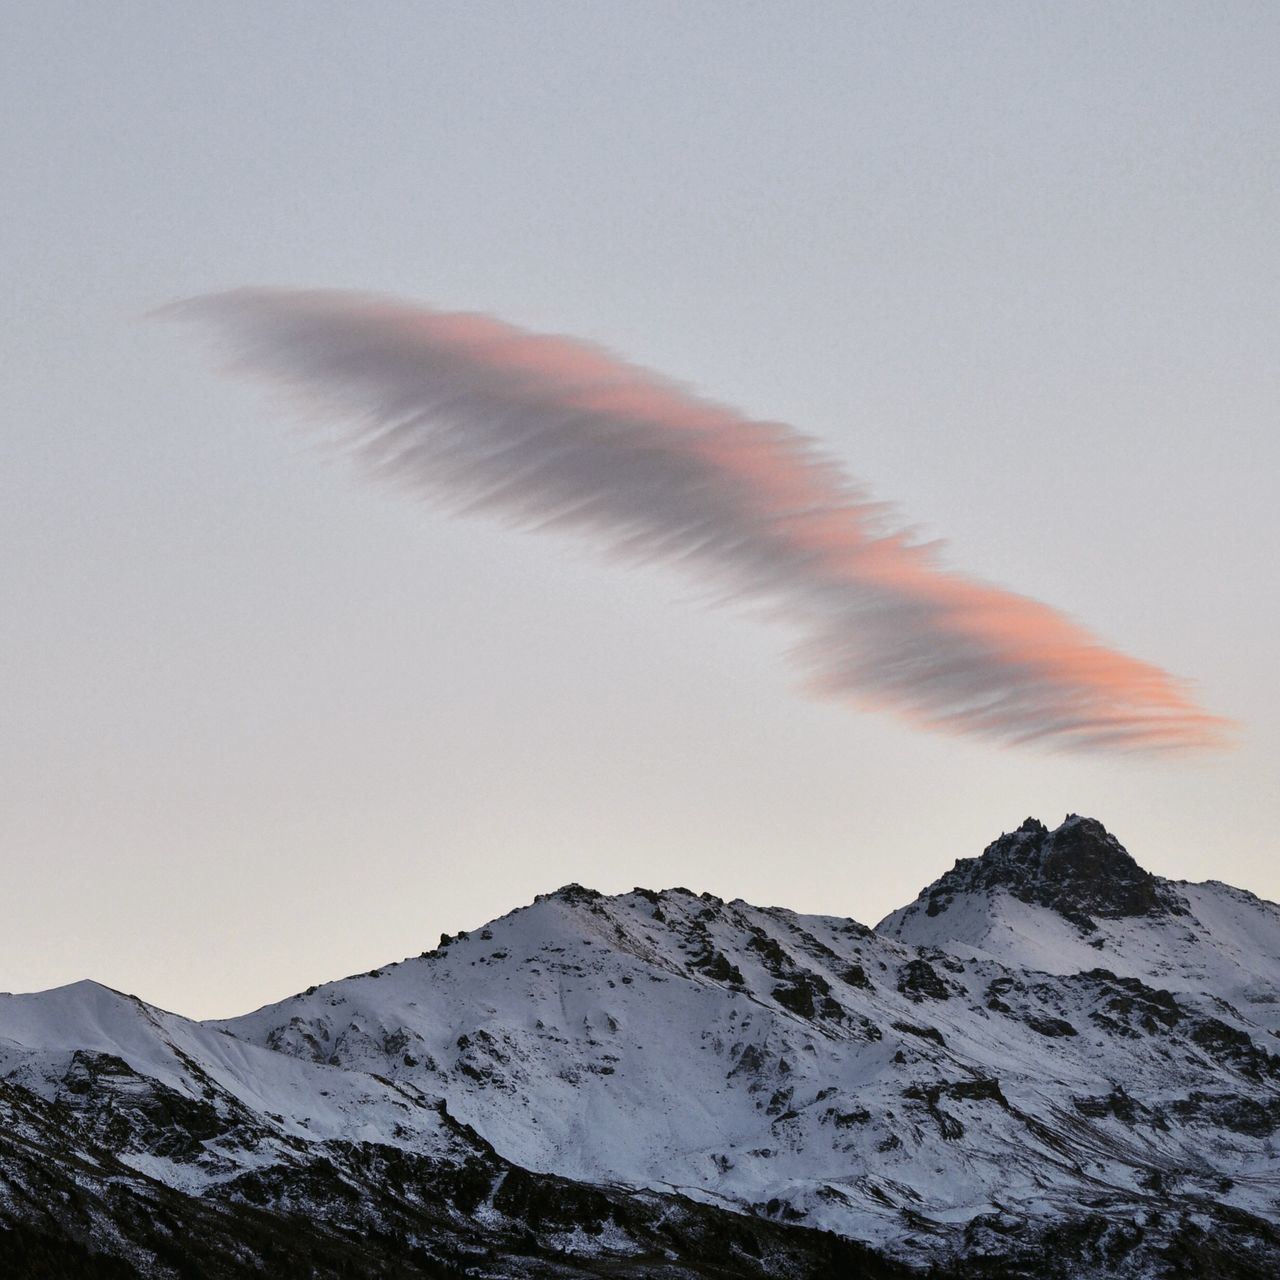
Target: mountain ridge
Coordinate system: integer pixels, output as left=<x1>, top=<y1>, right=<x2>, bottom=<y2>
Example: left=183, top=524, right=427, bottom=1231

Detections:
left=3, top=816, right=1279, bottom=1278
left=875, top=815, right=1185, bottom=931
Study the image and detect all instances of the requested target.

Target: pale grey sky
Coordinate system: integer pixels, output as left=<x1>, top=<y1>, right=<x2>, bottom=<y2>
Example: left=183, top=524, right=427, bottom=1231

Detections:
left=3, top=3, right=1277, bottom=1018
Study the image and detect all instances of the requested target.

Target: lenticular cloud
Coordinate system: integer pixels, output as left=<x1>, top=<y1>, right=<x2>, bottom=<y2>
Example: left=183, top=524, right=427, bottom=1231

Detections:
left=170, top=289, right=1229, bottom=754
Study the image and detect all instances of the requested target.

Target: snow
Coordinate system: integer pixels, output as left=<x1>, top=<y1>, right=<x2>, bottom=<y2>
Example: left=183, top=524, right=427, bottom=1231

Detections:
left=0, top=976, right=458, bottom=1189
left=880, top=876, right=1280, bottom=1032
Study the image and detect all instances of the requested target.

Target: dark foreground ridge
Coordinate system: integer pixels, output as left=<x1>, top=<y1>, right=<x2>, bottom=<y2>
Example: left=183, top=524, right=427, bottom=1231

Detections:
left=0, top=1077, right=915, bottom=1280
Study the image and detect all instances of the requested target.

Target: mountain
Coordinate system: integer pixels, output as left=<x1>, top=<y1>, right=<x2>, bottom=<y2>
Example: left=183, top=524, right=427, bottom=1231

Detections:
left=0, top=983, right=906, bottom=1278
left=878, top=815, right=1280, bottom=1033
left=3, top=817, right=1279, bottom=1278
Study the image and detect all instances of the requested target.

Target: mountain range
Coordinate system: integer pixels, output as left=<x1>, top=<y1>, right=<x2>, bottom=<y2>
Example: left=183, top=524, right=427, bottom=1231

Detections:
left=3, top=815, right=1278, bottom=1278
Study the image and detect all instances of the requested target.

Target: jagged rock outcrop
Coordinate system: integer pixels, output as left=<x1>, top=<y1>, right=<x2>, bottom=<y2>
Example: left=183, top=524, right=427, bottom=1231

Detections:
left=900, top=815, right=1185, bottom=932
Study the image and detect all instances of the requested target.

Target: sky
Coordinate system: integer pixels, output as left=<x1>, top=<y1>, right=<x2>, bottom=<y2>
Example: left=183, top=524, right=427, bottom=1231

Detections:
left=3, top=3, right=1277, bottom=1020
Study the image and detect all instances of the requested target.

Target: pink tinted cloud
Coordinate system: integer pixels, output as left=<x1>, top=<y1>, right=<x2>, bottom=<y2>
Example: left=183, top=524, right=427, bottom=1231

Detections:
left=169, top=289, right=1231, bottom=754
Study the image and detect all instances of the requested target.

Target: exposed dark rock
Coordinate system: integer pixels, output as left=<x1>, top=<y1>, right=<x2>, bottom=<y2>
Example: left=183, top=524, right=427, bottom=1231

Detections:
left=1073, top=1085, right=1147, bottom=1125
left=1025, top=1014, right=1078, bottom=1038
left=747, top=930, right=795, bottom=976
left=772, top=970, right=843, bottom=1022
left=1169, top=1091, right=1280, bottom=1136
left=538, top=883, right=605, bottom=906
left=890, top=1020, right=946, bottom=1047
left=829, top=1107, right=870, bottom=1127
left=897, top=959, right=950, bottom=1001
left=1071, top=970, right=1184, bottom=1036
left=773, top=982, right=816, bottom=1019
left=692, top=948, right=746, bottom=986
left=1191, top=1018, right=1280, bottom=1080
left=907, top=815, right=1188, bottom=933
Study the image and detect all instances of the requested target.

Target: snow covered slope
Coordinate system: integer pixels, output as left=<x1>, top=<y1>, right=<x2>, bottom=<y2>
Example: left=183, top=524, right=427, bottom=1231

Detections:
left=1, top=980, right=890, bottom=1277
left=0, top=977, right=468, bottom=1191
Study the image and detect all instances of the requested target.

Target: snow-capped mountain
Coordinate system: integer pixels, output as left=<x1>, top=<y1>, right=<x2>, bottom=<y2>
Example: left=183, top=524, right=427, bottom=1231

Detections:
left=879, top=816, right=1280, bottom=1034
left=3, top=817, right=1279, bottom=1277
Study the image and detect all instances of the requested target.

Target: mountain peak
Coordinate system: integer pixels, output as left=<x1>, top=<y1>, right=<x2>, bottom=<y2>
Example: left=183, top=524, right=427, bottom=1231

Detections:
left=535, top=882, right=606, bottom=907
left=909, top=815, right=1184, bottom=932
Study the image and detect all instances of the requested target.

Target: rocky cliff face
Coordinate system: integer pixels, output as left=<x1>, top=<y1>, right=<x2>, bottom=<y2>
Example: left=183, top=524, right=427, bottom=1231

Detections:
left=3, top=817, right=1279, bottom=1278
left=891, top=815, right=1185, bottom=930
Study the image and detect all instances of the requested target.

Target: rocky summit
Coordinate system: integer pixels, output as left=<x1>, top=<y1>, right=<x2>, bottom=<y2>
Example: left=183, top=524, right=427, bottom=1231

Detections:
left=2, top=817, right=1279, bottom=1278
left=883, top=815, right=1186, bottom=932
